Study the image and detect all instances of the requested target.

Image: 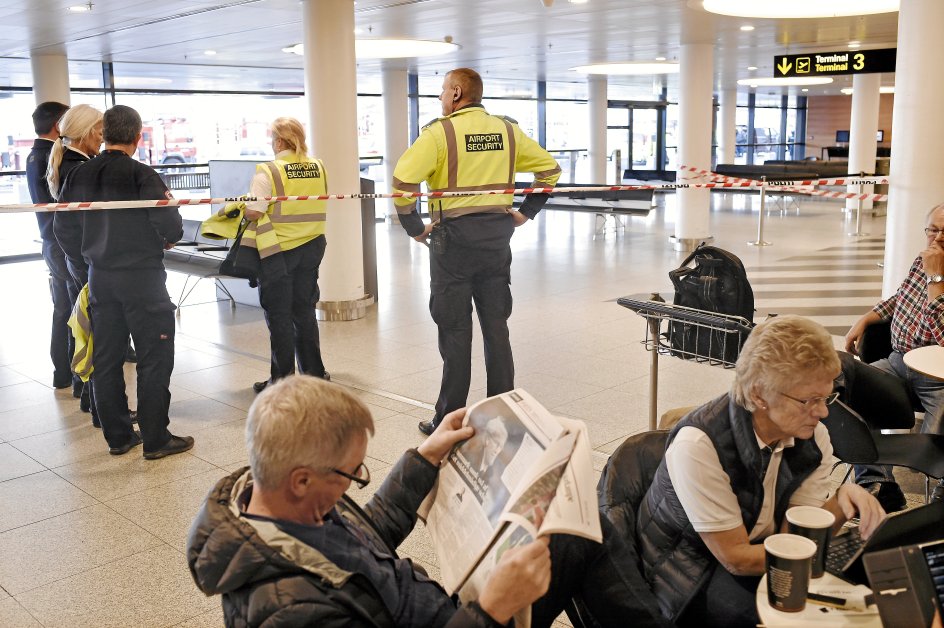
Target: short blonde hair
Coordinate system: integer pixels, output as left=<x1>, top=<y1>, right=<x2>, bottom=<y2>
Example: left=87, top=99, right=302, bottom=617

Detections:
left=732, top=315, right=840, bottom=411
left=270, top=117, right=308, bottom=155
left=46, top=104, right=103, bottom=199
left=246, top=375, right=374, bottom=490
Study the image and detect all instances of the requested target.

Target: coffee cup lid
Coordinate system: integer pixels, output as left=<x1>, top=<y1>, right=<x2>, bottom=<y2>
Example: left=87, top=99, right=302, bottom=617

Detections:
left=765, top=533, right=817, bottom=559
left=786, top=505, right=836, bottom=529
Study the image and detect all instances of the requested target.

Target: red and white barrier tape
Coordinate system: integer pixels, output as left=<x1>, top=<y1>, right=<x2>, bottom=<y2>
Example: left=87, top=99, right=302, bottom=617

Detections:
left=677, top=164, right=889, bottom=188
left=0, top=177, right=891, bottom=214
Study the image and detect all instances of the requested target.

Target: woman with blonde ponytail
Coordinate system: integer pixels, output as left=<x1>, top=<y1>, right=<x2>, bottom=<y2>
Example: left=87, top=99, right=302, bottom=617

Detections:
left=48, top=103, right=103, bottom=419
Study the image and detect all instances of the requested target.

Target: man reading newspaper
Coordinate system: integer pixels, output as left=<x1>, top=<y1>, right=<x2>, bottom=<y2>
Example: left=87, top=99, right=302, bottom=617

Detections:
left=188, top=376, right=666, bottom=627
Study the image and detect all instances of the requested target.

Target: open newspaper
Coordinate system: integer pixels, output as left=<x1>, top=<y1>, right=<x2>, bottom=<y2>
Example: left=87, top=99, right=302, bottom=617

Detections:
left=418, top=389, right=601, bottom=626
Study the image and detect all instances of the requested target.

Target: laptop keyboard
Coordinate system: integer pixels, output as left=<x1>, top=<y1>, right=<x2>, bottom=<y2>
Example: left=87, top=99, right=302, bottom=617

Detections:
left=826, top=528, right=865, bottom=576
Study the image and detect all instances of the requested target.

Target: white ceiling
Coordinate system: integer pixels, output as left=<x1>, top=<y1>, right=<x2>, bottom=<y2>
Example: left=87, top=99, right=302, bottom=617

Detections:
left=0, top=0, right=899, bottom=98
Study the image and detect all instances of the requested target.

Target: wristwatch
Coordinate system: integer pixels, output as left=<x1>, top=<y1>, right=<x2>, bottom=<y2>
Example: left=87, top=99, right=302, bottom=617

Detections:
left=927, top=274, right=944, bottom=284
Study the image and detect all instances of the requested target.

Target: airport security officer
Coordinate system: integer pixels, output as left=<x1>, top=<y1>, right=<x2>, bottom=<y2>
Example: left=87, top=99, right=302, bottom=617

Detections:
left=392, top=67, right=561, bottom=435
left=243, top=117, right=329, bottom=394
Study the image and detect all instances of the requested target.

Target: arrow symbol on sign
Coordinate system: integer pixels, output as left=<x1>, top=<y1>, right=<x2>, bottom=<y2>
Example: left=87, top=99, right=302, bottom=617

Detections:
left=777, top=57, right=793, bottom=75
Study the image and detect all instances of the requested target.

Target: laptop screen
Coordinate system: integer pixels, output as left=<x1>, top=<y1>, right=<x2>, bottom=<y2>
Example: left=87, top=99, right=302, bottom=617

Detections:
left=922, top=539, right=944, bottom=615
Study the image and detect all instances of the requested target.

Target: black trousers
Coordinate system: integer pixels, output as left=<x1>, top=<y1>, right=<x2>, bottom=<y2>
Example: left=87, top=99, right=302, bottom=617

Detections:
left=430, top=242, right=514, bottom=422
left=258, top=236, right=327, bottom=382
left=678, top=564, right=760, bottom=628
left=41, top=237, right=74, bottom=385
left=89, top=267, right=175, bottom=452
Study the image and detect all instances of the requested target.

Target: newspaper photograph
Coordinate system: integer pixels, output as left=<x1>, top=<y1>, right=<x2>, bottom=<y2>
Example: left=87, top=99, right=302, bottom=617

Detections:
left=419, top=388, right=601, bottom=606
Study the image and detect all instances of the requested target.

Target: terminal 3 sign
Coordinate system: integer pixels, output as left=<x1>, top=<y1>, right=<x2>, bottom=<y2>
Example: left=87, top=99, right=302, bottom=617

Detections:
left=773, top=48, right=896, bottom=78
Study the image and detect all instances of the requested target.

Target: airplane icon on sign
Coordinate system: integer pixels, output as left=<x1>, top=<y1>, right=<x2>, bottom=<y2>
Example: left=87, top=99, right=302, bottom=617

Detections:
left=796, top=57, right=811, bottom=73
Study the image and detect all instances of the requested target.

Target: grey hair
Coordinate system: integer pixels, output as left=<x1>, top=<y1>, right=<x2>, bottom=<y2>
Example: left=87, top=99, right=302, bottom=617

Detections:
left=246, top=375, right=375, bottom=490
left=732, top=315, right=840, bottom=411
left=103, top=105, right=142, bottom=145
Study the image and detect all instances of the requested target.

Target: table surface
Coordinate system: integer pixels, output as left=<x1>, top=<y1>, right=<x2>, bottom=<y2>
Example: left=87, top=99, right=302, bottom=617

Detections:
left=756, top=573, right=881, bottom=627
left=903, top=345, right=944, bottom=380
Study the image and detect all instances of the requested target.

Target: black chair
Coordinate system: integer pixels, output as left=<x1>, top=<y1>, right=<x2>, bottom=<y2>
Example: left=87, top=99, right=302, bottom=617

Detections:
left=565, top=430, right=669, bottom=628
left=856, top=321, right=926, bottom=414
left=823, top=400, right=944, bottom=502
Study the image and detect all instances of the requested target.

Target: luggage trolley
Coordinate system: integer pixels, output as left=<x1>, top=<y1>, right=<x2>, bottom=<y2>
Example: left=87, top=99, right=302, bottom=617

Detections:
left=617, top=294, right=755, bottom=430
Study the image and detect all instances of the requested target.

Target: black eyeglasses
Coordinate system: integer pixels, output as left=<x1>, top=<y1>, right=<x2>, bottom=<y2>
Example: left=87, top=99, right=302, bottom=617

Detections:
left=332, top=462, right=370, bottom=488
left=925, top=227, right=944, bottom=238
left=779, top=391, right=840, bottom=409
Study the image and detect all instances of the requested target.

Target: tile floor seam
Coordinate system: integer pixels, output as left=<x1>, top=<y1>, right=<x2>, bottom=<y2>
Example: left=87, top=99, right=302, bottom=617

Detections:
left=0, top=468, right=52, bottom=486
left=8, top=539, right=179, bottom=600
left=3, top=597, right=47, bottom=628
left=85, top=459, right=225, bottom=503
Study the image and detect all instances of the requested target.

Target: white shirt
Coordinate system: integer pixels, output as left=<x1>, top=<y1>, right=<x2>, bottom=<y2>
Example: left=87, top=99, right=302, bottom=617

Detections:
left=665, top=423, right=833, bottom=541
left=245, top=149, right=293, bottom=215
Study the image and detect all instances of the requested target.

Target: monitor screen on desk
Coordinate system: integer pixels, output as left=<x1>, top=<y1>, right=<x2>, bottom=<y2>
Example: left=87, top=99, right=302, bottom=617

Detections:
left=836, top=130, right=850, bottom=143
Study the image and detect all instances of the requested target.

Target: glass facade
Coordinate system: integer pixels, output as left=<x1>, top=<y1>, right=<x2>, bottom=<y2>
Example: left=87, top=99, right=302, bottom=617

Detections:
left=0, top=57, right=807, bottom=256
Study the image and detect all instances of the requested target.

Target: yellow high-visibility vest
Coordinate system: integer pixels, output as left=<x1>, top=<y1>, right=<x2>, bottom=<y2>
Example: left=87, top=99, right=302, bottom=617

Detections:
left=68, top=284, right=93, bottom=382
left=392, top=106, right=561, bottom=218
left=242, top=154, right=328, bottom=258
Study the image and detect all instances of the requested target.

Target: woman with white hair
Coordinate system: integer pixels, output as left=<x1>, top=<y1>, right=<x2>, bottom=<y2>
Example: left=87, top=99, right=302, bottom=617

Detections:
left=48, top=103, right=103, bottom=291
left=637, top=315, right=886, bottom=627
left=47, top=104, right=103, bottom=412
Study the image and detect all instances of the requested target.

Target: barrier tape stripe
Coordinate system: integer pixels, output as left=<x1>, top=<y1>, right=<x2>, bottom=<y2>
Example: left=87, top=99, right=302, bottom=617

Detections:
left=772, top=186, right=888, bottom=202
left=677, top=164, right=889, bottom=187
left=0, top=180, right=892, bottom=214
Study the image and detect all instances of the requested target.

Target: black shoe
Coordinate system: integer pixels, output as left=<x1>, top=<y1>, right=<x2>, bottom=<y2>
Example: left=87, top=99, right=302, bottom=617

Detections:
left=125, top=346, right=137, bottom=363
left=144, top=435, right=195, bottom=460
left=253, top=380, right=269, bottom=394
left=72, top=380, right=84, bottom=398
left=109, top=432, right=143, bottom=455
left=53, top=373, right=72, bottom=389
left=931, top=479, right=944, bottom=503
left=80, top=388, right=91, bottom=413
left=863, top=481, right=907, bottom=512
left=418, top=419, right=438, bottom=436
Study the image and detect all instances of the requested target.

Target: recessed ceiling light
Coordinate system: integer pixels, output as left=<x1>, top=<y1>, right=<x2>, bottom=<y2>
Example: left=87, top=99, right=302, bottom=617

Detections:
left=353, top=28, right=363, bottom=35
left=740, top=25, right=755, bottom=31
left=802, top=88, right=809, bottom=92
left=655, top=56, right=667, bottom=61
left=737, top=76, right=834, bottom=86
left=204, top=50, right=217, bottom=56
left=284, top=39, right=460, bottom=59
left=568, top=0, right=589, bottom=4
left=571, top=62, right=680, bottom=75
left=848, top=42, right=861, bottom=48
left=840, top=86, right=896, bottom=95
left=747, top=66, right=758, bottom=71
left=66, top=4, right=90, bottom=11
left=702, top=0, right=898, bottom=18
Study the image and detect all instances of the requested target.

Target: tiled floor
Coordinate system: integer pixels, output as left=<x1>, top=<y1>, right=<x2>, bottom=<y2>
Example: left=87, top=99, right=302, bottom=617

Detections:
left=0, top=193, right=924, bottom=626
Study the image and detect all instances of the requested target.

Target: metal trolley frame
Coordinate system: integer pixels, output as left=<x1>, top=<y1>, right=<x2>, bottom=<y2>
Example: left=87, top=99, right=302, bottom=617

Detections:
left=617, top=294, right=755, bottom=430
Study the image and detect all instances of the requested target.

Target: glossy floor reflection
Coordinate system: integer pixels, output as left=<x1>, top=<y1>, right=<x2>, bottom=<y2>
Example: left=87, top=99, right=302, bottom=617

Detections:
left=0, top=194, right=923, bottom=627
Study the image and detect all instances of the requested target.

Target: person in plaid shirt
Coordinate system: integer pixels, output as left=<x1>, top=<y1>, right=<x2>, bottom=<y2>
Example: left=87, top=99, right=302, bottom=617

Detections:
left=845, top=202, right=944, bottom=506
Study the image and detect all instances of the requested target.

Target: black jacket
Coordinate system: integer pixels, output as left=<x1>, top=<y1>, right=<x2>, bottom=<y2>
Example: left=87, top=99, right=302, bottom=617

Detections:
left=25, top=138, right=56, bottom=240
left=187, top=449, right=501, bottom=628
left=58, top=150, right=182, bottom=271
left=637, top=394, right=823, bottom=621
left=53, top=148, right=91, bottom=273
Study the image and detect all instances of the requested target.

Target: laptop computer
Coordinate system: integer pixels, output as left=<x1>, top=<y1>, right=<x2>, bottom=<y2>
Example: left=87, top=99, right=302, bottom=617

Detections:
left=825, top=500, right=944, bottom=584
left=862, top=537, right=944, bottom=628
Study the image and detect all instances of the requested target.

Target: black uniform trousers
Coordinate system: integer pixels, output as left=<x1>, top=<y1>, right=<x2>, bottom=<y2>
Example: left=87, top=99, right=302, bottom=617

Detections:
left=41, top=236, right=75, bottom=387
left=430, top=240, right=514, bottom=422
left=258, top=235, right=327, bottom=382
left=88, top=267, right=175, bottom=452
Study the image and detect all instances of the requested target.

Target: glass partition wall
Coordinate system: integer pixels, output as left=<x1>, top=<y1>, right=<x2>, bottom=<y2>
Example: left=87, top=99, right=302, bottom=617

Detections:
left=0, top=58, right=806, bottom=257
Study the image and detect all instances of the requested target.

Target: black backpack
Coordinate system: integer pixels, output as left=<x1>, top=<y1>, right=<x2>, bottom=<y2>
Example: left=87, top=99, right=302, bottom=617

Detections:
left=667, top=244, right=755, bottom=364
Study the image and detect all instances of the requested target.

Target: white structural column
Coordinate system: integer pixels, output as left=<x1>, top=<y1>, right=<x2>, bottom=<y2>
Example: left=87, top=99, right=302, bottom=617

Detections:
left=717, top=88, right=736, bottom=165
left=302, top=0, right=370, bottom=319
left=381, top=64, right=409, bottom=223
left=30, top=54, right=70, bottom=106
left=674, top=43, right=714, bottom=250
left=846, top=73, right=881, bottom=211
left=588, top=75, right=608, bottom=183
left=883, top=0, right=944, bottom=296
